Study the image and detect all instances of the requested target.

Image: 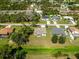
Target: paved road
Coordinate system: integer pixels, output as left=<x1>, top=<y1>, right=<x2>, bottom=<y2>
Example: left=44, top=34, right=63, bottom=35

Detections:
left=0, top=23, right=76, bottom=26
left=0, top=10, right=32, bottom=14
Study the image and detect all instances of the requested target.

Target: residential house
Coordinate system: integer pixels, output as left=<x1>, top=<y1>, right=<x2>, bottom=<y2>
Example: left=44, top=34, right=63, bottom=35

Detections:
left=69, top=27, right=79, bottom=37
left=0, top=26, right=13, bottom=38
left=34, top=27, right=46, bottom=37
left=51, top=15, right=61, bottom=21
left=52, top=28, right=66, bottom=36
left=60, top=3, right=70, bottom=15
left=42, top=15, right=49, bottom=21
left=63, top=16, right=73, bottom=20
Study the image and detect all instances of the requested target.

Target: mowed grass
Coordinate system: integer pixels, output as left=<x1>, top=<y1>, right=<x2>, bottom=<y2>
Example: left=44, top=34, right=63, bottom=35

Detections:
left=0, top=38, right=9, bottom=51
left=57, top=19, right=69, bottom=24
left=11, top=26, right=73, bottom=48
left=26, top=26, right=55, bottom=48
left=11, top=26, right=79, bottom=48
left=25, top=26, right=72, bottom=48
left=0, top=26, right=78, bottom=54
left=0, top=38, right=9, bottom=46
left=22, top=45, right=79, bottom=54
left=38, top=20, right=47, bottom=24
left=0, top=26, right=78, bottom=59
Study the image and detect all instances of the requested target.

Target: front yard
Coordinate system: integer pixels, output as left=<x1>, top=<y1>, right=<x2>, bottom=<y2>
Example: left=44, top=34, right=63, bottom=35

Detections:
left=0, top=26, right=79, bottom=59
left=11, top=26, right=79, bottom=48
left=57, top=19, right=70, bottom=24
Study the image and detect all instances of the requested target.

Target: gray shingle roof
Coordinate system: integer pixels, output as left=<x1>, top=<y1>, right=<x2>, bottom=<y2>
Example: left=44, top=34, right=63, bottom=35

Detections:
left=51, top=16, right=60, bottom=21
left=52, top=28, right=66, bottom=36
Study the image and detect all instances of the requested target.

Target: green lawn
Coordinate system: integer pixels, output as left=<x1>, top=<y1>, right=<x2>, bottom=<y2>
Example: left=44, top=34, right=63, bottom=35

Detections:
left=22, top=45, right=79, bottom=54
left=0, top=38, right=9, bottom=46
left=57, top=19, right=69, bottom=24
left=0, top=26, right=78, bottom=55
left=38, top=20, right=47, bottom=24
left=0, top=38, right=10, bottom=52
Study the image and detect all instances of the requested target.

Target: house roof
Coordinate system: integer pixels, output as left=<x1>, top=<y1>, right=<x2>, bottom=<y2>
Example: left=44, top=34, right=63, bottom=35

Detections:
left=69, top=27, right=79, bottom=32
left=63, top=16, right=73, bottom=20
left=34, top=28, right=46, bottom=36
left=0, top=27, right=13, bottom=35
left=51, top=16, right=60, bottom=20
left=52, top=28, right=66, bottom=36
left=43, top=15, right=49, bottom=19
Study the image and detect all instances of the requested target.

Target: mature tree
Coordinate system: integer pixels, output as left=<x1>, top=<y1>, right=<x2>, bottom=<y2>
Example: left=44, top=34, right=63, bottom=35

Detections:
left=67, top=56, right=71, bottom=59
left=0, top=45, right=14, bottom=59
left=53, top=51, right=62, bottom=59
left=51, top=34, right=58, bottom=43
left=20, top=25, right=34, bottom=36
left=41, top=1, right=59, bottom=16
left=0, top=44, right=27, bottom=59
left=0, top=0, right=29, bottom=10
left=16, top=49, right=27, bottom=59
left=59, top=35, right=66, bottom=44
left=32, top=13, right=40, bottom=24
left=10, top=26, right=33, bottom=46
left=75, top=53, right=79, bottom=59
left=10, top=32, right=27, bottom=46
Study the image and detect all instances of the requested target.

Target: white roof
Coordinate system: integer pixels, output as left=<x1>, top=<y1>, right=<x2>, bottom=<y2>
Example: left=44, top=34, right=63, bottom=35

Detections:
left=63, top=16, right=73, bottom=20
left=5, top=25, right=11, bottom=28
left=41, top=25, right=46, bottom=28
left=74, top=4, right=79, bottom=6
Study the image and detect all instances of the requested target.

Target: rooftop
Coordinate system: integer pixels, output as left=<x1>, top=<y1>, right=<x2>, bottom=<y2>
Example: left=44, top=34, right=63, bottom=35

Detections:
left=0, top=26, right=13, bottom=35
left=51, top=15, right=61, bottom=20
left=52, top=28, right=66, bottom=36
left=34, top=27, right=46, bottom=36
left=69, top=27, right=79, bottom=32
left=43, top=15, right=49, bottom=19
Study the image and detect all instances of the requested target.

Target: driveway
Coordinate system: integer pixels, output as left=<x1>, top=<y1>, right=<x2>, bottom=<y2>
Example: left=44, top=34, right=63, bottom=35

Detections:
left=70, top=19, right=76, bottom=25
left=52, top=20, right=60, bottom=28
left=68, top=30, right=74, bottom=40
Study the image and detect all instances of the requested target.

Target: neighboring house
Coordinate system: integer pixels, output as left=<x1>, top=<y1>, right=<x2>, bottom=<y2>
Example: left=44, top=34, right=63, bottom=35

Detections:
left=69, top=27, right=79, bottom=37
left=63, top=16, right=75, bottom=24
left=34, top=27, right=46, bottom=37
left=74, top=4, right=79, bottom=6
left=0, top=26, right=13, bottom=38
left=52, top=28, right=66, bottom=36
left=40, top=25, right=46, bottom=28
left=63, top=16, right=73, bottom=20
left=42, top=15, right=49, bottom=21
left=51, top=15, right=61, bottom=21
left=35, top=9, right=42, bottom=15
left=60, top=3, right=70, bottom=15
